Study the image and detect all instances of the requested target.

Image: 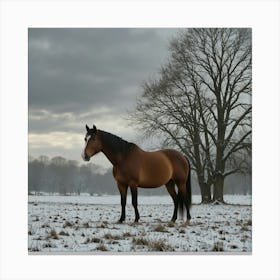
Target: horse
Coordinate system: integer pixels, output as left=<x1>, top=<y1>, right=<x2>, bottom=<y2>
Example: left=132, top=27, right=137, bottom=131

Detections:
left=81, top=124, right=192, bottom=224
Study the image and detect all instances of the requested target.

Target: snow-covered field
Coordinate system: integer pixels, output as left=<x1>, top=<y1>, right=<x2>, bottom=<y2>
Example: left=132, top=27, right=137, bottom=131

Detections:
left=28, top=195, right=252, bottom=254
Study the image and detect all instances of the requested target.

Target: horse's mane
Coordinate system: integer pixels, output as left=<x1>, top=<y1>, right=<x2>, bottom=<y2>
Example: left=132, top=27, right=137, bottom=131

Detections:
left=99, top=130, right=136, bottom=155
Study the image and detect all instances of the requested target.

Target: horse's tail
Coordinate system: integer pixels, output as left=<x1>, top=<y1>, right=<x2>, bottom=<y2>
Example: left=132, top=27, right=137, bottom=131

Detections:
left=178, top=157, right=192, bottom=218
left=178, top=192, right=184, bottom=218
left=186, top=160, right=192, bottom=209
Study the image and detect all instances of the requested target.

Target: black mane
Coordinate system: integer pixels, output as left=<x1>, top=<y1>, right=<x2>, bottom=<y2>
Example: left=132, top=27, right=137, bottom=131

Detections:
left=99, top=130, right=136, bottom=155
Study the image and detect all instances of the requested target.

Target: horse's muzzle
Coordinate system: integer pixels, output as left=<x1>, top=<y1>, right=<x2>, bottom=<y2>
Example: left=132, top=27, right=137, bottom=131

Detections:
left=81, top=151, right=91, bottom=161
left=84, top=153, right=90, bottom=161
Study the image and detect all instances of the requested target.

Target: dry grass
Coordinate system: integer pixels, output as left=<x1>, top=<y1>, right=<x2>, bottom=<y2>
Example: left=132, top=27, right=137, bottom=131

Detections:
left=63, top=221, right=73, bottom=228
left=91, top=237, right=102, bottom=243
left=103, top=233, right=122, bottom=240
left=166, top=221, right=175, bottom=228
left=148, top=239, right=174, bottom=252
left=83, top=222, right=90, bottom=228
left=96, top=222, right=108, bottom=229
left=50, top=229, right=59, bottom=239
left=244, top=219, right=252, bottom=226
left=153, top=224, right=168, bottom=232
left=96, top=244, right=107, bottom=251
left=133, top=237, right=150, bottom=246
left=179, top=228, right=186, bottom=234
left=212, top=242, right=224, bottom=252
left=122, top=232, right=135, bottom=238
left=132, top=237, right=174, bottom=252
left=59, top=230, right=70, bottom=236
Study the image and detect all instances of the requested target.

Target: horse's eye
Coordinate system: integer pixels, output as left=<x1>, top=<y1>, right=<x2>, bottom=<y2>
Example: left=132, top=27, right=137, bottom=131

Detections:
left=84, top=138, right=87, bottom=142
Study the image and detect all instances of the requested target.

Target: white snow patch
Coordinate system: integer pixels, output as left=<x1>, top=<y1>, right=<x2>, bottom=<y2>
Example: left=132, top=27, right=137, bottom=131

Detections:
left=28, top=195, right=252, bottom=253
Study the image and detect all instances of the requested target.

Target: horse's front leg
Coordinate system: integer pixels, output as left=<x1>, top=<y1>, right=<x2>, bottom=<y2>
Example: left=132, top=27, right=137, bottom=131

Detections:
left=117, top=182, right=128, bottom=223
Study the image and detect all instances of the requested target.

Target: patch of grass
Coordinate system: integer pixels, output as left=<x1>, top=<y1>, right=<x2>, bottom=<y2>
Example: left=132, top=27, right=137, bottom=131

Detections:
left=133, top=237, right=150, bottom=246
left=96, top=244, right=107, bottom=251
left=83, top=222, right=90, bottom=228
left=148, top=239, right=174, bottom=252
left=103, top=233, right=121, bottom=240
left=63, top=221, right=73, bottom=228
left=43, top=242, right=52, bottom=248
left=132, top=237, right=174, bottom=251
left=91, top=237, right=102, bottom=243
left=154, top=224, right=168, bottom=232
left=240, top=225, right=250, bottom=232
left=83, top=237, right=91, bottom=244
left=59, top=230, right=70, bottom=236
left=122, top=232, right=135, bottom=238
left=179, top=228, right=186, bottom=234
left=212, top=242, right=224, bottom=252
left=41, top=224, right=50, bottom=228
left=166, top=221, right=175, bottom=228
left=244, top=219, right=252, bottom=226
left=29, top=247, right=40, bottom=252
left=50, top=229, right=59, bottom=239
left=96, top=222, right=107, bottom=229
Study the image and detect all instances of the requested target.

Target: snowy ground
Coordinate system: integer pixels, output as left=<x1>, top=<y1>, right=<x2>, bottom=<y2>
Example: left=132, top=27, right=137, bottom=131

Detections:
left=28, top=195, right=252, bottom=254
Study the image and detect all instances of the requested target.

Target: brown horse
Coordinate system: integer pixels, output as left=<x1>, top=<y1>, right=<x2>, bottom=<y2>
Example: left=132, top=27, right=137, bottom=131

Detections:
left=81, top=124, right=191, bottom=224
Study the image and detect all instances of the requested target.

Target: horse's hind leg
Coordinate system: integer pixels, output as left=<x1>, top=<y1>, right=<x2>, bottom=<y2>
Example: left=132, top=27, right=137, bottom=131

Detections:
left=165, top=180, right=178, bottom=222
left=117, top=182, right=128, bottom=223
left=130, top=187, right=140, bottom=222
left=176, top=180, right=191, bottom=224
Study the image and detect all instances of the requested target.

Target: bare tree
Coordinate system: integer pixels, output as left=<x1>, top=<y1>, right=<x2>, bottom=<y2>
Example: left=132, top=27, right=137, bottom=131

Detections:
left=130, top=28, right=252, bottom=203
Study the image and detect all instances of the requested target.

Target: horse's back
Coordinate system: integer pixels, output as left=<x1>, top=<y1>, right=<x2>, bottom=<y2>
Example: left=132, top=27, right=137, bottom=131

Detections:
left=138, top=148, right=188, bottom=187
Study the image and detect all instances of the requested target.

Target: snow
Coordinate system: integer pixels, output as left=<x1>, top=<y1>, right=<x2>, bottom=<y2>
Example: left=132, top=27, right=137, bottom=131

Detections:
left=28, top=195, right=252, bottom=253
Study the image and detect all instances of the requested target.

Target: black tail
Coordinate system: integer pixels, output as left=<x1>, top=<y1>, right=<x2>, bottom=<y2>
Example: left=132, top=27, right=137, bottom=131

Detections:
left=178, top=193, right=184, bottom=218
left=186, top=164, right=192, bottom=209
left=178, top=158, right=192, bottom=218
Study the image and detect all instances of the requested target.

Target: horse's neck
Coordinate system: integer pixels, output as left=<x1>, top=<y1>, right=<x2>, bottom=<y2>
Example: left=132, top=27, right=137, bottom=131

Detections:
left=101, top=146, right=123, bottom=166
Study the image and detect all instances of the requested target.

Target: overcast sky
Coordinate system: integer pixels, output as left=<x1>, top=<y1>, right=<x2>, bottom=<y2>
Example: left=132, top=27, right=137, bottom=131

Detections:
left=28, top=28, right=180, bottom=169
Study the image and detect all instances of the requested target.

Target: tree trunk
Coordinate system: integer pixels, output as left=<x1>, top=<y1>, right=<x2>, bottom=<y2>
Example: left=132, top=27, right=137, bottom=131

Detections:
left=200, top=182, right=212, bottom=203
left=213, top=174, right=224, bottom=203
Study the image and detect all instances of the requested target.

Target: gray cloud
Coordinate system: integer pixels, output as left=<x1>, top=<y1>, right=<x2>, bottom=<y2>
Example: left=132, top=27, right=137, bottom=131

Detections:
left=29, top=29, right=176, bottom=112
left=28, top=28, right=180, bottom=166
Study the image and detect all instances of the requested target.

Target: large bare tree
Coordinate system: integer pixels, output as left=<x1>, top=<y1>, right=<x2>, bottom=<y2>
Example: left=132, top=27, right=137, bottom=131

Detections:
left=130, top=28, right=252, bottom=203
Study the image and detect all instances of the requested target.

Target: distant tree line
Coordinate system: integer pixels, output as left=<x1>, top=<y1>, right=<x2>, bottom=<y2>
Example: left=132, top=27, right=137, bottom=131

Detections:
left=28, top=155, right=251, bottom=196
left=28, top=155, right=116, bottom=195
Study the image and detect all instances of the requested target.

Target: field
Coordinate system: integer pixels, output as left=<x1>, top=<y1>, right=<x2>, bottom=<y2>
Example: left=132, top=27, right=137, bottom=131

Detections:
left=28, top=194, right=252, bottom=253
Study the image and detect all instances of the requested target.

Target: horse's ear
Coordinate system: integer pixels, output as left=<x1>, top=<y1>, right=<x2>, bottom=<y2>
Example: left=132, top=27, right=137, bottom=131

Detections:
left=86, top=124, right=90, bottom=132
left=92, top=125, right=96, bottom=132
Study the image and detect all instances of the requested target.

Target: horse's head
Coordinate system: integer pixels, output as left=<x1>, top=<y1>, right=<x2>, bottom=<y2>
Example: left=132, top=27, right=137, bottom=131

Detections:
left=81, top=124, right=102, bottom=161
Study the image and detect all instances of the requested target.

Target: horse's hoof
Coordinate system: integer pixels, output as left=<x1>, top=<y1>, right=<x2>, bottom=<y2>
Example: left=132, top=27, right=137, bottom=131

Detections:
left=117, top=220, right=124, bottom=224
left=185, top=220, right=191, bottom=226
